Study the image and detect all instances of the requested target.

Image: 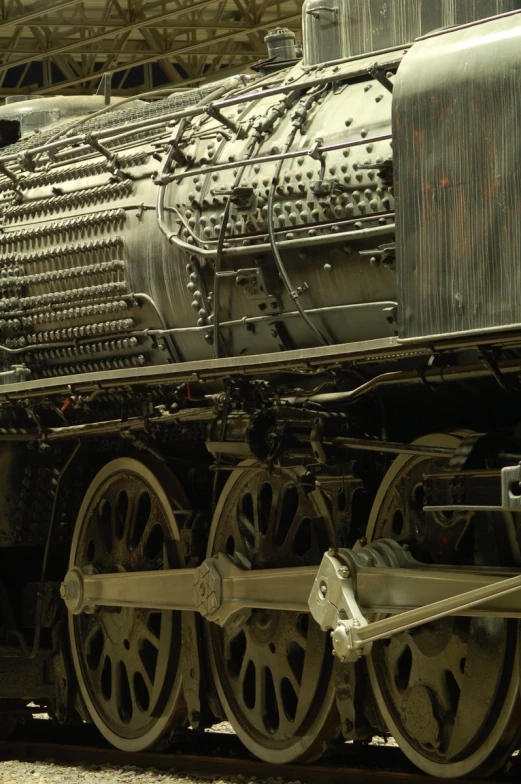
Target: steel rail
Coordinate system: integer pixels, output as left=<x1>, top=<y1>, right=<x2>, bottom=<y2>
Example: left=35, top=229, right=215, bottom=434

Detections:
left=0, top=738, right=501, bottom=784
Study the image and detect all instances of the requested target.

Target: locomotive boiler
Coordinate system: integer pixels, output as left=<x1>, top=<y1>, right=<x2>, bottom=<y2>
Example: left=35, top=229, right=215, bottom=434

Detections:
left=3, top=1, right=521, bottom=779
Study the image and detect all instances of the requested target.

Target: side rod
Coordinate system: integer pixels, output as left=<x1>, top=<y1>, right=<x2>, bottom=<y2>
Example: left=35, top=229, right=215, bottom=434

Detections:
left=62, top=553, right=521, bottom=629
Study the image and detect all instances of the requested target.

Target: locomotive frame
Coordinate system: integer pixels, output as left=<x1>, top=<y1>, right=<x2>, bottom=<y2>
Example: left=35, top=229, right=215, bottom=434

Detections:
left=2, top=2, right=521, bottom=780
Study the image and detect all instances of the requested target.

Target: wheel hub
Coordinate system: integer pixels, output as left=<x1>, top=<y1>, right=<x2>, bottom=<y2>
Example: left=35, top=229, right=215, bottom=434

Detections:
left=248, top=609, right=279, bottom=644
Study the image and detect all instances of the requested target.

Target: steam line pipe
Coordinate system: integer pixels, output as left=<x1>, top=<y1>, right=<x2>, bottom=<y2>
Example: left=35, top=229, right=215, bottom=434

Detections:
left=268, top=130, right=329, bottom=346
left=3, top=353, right=521, bottom=404
left=0, top=301, right=397, bottom=355
left=157, top=79, right=248, bottom=360
left=0, top=58, right=401, bottom=171
left=146, top=301, right=397, bottom=336
left=213, top=138, right=260, bottom=358
left=161, top=133, right=393, bottom=185
left=29, top=79, right=243, bottom=167
left=165, top=221, right=395, bottom=259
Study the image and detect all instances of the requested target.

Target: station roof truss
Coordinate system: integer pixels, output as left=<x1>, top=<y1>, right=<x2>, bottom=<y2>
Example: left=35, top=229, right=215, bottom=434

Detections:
left=0, top=0, right=304, bottom=96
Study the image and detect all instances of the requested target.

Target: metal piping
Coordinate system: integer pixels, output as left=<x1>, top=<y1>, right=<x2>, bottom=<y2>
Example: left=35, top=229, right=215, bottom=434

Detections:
left=167, top=218, right=395, bottom=260
left=213, top=136, right=260, bottom=358
left=147, top=301, right=397, bottom=336
left=4, top=350, right=521, bottom=403
left=0, top=62, right=400, bottom=171
left=267, top=126, right=330, bottom=346
left=163, top=133, right=393, bottom=185
left=156, top=79, right=248, bottom=359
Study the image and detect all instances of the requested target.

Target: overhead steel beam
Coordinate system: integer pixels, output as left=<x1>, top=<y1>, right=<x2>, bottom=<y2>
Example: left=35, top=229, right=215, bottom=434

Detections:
left=0, top=0, right=84, bottom=31
left=0, top=46, right=266, bottom=56
left=0, top=0, right=230, bottom=74
left=35, top=12, right=302, bottom=95
left=19, top=21, right=254, bottom=30
left=0, top=61, right=252, bottom=96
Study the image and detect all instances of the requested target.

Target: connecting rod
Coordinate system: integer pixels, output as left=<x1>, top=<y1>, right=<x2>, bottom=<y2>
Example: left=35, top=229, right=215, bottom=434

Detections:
left=60, top=540, right=521, bottom=647
left=61, top=554, right=317, bottom=627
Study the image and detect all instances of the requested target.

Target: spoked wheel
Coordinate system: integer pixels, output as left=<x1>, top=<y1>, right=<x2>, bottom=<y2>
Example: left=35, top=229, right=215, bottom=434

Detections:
left=68, top=458, right=188, bottom=751
left=207, top=464, right=339, bottom=763
left=366, top=433, right=521, bottom=779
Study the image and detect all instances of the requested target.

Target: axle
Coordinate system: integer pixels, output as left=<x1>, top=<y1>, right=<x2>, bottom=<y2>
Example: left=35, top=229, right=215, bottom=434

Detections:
left=61, top=539, right=521, bottom=660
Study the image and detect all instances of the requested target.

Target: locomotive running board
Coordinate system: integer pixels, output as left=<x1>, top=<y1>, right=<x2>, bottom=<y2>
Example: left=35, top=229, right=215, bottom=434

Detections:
left=0, top=336, right=405, bottom=400
left=61, top=540, right=521, bottom=662
left=4, top=324, right=521, bottom=404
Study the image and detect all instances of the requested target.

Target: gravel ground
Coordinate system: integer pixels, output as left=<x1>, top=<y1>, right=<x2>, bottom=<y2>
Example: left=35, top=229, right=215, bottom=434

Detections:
left=1, top=761, right=186, bottom=783
left=0, top=722, right=244, bottom=784
left=0, top=763, right=291, bottom=784
left=0, top=716, right=393, bottom=783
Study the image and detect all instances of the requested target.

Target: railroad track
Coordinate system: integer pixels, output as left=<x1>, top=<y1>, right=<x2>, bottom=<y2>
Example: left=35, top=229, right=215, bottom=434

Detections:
left=0, top=727, right=518, bottom=784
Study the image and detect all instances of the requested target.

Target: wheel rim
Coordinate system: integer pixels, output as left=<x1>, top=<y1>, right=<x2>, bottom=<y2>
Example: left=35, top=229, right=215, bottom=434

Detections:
left=68, top=458, right=187, bottom=751
left=207, top=464, right=339, bottom=763
left=366, top=433, right=521, bottom=778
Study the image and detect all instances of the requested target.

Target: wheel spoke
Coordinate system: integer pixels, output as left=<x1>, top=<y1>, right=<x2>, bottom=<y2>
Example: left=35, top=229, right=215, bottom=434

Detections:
left=273, top=666, right=302, bottom=733
left=84, top=617, right=102, bottom=648
left=264, top=482, right=281, bottom=540
left=133, top=513, right=165, bottom=565
left=109, top=655, right=119, bottom=708
left=208, top=465, right=337, bottom=762
left=368, top=440, right=521, bottom=777
left=445, top=618, right=508, bottom=759
left=70, top=459, right=187, bottom=751
left=292, top=614, right=309, bottom=650
left=255, top=662, right=266, bottom=717
left=277, top=656, right=301, bottom=697
left=238, top=511, right=256, bottom=542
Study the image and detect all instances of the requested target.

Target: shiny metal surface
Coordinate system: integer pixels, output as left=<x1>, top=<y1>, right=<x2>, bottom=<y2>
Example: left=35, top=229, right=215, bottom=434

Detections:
left=0, top=47, right=396, bottom=383
left=303, top=0, right=519, bottom=65
left=62, top=543, right=521, bottom=624
left=395, top=11, right=521, bottom=339
left=302, top=0, right=342, bottom=66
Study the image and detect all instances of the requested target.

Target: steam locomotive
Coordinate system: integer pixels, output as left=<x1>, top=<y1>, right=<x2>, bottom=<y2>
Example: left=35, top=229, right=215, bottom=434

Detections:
left=2, top=1, right=521, bottom=779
